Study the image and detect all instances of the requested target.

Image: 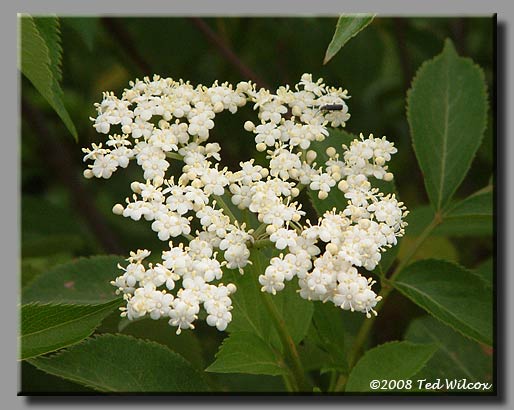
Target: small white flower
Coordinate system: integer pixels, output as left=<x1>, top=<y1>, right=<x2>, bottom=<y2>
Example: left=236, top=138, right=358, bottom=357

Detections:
left=269, top=228, right=298, bottom=250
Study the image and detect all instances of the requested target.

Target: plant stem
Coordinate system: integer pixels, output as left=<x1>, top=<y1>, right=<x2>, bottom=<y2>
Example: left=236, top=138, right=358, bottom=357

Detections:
left=252, top=222, right=268, bottom=239
left=333, top=213, right=442, bottom=392
left=252, top=238, right=272, bottom=249
left=261, top=292, right=311, bottom=392
left=165, top=152, right=183, bottom=161
left=182, top=233, right=195, bottom=242
left=282, top=374, right=297, bottom=392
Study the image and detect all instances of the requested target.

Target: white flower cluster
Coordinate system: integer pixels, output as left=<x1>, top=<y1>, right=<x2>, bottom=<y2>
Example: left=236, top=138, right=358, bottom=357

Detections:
left=83, top=73, right=408, bottom=334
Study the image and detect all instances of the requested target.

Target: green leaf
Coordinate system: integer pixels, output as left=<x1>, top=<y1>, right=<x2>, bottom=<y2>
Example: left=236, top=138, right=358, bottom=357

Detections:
left=119, top=318, right=206, bottom=370
left=298, top=340, right=335, bottom=372
left=445, top=186, right=493, bottom=218
left=474, top=258, right=493, bottom=288
left=21, top=361, right=94, bottom=393
left=393, top=259, right=493, bottom=345
left=227, top=249, right=313, bottom=349
left=20, top=299, right=122, bottom=360
left=20, top=16, right=53, bottom=105
left=407, top=39, right=488, bottom=211
left=250, top=249, right=313, bottom=347
left=345, top=341, right=437, bottom=392
left=267, top=280, right=314, bottom=346
left=398, top=236, right=458, bottom=264
left=323, top=14, right=375, bottom=64
left=224, top=266, right=274, bottom=343
left=206, top=332, right=286, bottom=376
left=308, top=302, right=347, bottom=372
left=22, top=255, right=125, bottom=305
left=33, top=17, right=62, bottom=83
left=406, top=204, right=492, bottom=237
left=19, top=15, right=77, bottom=140
left=28, top=334, right=209, bottom=392
left=405, top=316, right=493, bottom=387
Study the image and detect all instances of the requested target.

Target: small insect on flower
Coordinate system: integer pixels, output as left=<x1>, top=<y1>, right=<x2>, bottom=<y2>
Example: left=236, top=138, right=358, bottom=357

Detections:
left=319, top=104, right=345, bottom=111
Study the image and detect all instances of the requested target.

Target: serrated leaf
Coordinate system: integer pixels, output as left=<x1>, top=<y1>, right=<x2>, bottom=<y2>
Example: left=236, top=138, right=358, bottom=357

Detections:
left=28, top=334, right=209, bottom=392
left=20, top=15, right=53, bottom=103
left=206, top=332, right=286, bottom=376
left=20, top=299, right=122, bottom=360
left=345, top=341, right=437, bottom=392
left=19, top=15, right=77, bottom=140
left=393, top=259, right=492, bottom=345
left=33, top=17, right=62, bottom=83
left=405, top=316, right=493, bottom=387
left=324, top=14, right=375, bottom=65
left=407, top=39, right=488, bottom=211
left=22, top=255, right=125, bottom=305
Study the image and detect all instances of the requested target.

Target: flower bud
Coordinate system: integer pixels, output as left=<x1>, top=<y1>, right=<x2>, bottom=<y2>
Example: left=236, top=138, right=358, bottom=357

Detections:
left=112, top=203, right=125, bottom=215
left=292, top=106, right=302, bottom=117
left=338, top=180, right=349, bottom=192
left=131, top=181, right=142, bottom=193
left=83, top=169, right=94, bottom=179
left=318, top=191, right=329, bottom=200
left=326, top=243, right=338, bottom=255
left=325, top=146, right=337, bottom=158
left=213, top=102, right=224, bottom=113
left=266, top=225, right=276, bottom=235
left=375, top=156, right=386, bottom=166
left=244, top=121, right=255, bottom=132
left=306, top=150, right=317, bottom=164
left=153, top=176, right=164, bottom=187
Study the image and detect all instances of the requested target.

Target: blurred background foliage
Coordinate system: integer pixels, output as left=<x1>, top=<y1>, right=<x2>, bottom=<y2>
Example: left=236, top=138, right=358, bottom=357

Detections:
left=21, top=16, right=493, bottom=392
